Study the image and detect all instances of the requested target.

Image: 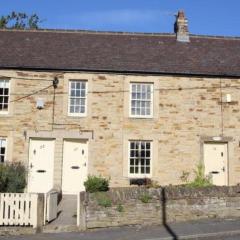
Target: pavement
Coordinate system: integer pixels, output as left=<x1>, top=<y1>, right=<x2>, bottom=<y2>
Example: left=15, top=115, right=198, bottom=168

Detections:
left=1, top=218, right=240, bottom=240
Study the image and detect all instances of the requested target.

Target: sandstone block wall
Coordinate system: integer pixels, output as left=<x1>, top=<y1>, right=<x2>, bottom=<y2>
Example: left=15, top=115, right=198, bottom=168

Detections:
left=82, top=186, right=240, bottom=229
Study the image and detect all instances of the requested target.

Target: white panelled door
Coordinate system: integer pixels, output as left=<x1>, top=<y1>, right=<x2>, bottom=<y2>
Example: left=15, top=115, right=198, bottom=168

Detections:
left=204, top=142, right=228, bottom=186
left=28, top=139, right=55, bottom=193
left=62, top=140, right=88, bottom=194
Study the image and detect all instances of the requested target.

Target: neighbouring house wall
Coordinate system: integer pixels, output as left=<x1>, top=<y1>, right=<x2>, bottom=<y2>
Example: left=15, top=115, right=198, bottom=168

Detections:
left=1, top=70, right=240, bottom=189
left=80, top=186, right=240, bottom=229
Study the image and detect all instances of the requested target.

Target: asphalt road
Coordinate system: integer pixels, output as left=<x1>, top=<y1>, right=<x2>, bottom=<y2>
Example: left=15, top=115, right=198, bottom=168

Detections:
left=1, top=218, right=240, bottom=240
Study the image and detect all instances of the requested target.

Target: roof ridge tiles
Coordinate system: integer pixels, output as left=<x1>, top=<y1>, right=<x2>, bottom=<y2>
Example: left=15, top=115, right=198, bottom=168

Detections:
left=0, top=28, right=239, bottom=40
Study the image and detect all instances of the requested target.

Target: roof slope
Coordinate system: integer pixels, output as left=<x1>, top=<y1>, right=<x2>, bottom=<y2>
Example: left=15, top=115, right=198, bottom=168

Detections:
left=0, top=29, right=240, bottom=76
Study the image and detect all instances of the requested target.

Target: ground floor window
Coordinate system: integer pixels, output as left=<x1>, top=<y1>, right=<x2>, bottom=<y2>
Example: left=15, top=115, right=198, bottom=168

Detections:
left=0, top=138, right=6, bottom=163
left=129, top=140, right=151, bottom=176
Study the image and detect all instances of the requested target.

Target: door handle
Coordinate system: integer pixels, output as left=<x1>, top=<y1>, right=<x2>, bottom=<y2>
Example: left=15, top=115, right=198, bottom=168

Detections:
left=211, top=171, right=219, bottom=174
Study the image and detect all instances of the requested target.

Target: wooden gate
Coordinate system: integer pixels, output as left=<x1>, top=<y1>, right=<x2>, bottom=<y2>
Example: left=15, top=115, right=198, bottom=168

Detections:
left=0, top=193, right=38, bottom=227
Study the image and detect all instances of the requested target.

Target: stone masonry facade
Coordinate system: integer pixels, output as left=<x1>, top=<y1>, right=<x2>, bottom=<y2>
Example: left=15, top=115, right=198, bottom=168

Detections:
left=1, top=69, right=240, bottom=190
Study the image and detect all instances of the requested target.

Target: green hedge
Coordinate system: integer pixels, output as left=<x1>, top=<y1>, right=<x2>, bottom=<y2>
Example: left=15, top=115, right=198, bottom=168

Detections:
left=84, top=175, right=109, bottom=193
left=0, top=163, right=27, bottom=193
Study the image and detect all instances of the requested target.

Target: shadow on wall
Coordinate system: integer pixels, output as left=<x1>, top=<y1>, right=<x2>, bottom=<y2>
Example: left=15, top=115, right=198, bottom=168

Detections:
left=162, top=187, right=178, bottom=240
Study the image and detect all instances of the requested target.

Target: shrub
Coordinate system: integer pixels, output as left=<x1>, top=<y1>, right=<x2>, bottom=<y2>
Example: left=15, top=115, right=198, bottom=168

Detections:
left=0, top=162, right=27, bottom=193
left=139, top=193, right=152, bottom=203
left=180, top=170, right=190, bottom=184
left=187, top=163, right=213, bottom=188
left=94, top=192, right=112, bottom=207
left=116, top=204, right=124, bottom=212
left=84, top=175, right=109, bottom=193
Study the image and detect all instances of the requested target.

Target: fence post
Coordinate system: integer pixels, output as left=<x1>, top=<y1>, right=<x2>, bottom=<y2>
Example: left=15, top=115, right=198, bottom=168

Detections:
left=33, top=193, right=44, bottom=233
left=77, top=191, right=87, bottom=231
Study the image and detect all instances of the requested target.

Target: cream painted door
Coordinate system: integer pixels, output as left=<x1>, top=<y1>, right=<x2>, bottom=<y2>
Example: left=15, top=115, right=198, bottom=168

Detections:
left=62, top=140, right=88, bottom=194
left=204, top=142, right=228, bottom=186
left=28, top=139, right=55, bottom=193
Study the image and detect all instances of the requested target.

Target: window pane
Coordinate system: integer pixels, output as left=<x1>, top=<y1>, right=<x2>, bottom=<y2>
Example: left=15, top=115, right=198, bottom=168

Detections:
left=71, top=82, right=75, bottom=88
left=130, top=167, right=134, bottom=173
left=80, top=106, right=85, bottom=113
left=130, top=159, right=134, bottom=165
left=4, top=89, right=8, bottom=95
left=1, top=148, right=5, bottom=154
left=76, top=90, right=80, bottom=97
left=75, top=106, right=80, bottom=113
left=76, top=82, right=80, bottom=89
left=70, top=106, right=74, bottom=113
left=131, top=108, right=135, bottom=115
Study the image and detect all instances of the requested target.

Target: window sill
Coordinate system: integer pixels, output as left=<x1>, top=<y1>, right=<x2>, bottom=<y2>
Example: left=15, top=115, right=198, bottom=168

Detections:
left=128, top=116, right=154, bottom=120
left=67, top=114, right=87, bottom=118
left=0, top=113, right=12, bottom=118
left=128, top=175, right=152, bottom=178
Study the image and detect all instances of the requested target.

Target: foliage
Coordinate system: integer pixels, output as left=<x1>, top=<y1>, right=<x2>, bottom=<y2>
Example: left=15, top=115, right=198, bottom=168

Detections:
left=0, top=11, right=42, bottom=29
left=84, top=175, right=109, bottom=193
left=139, top=193, right=152, bottom=203
left=116, top=204, right=124, bottom=212
left=146, top=179, right=160, bottom=188
left=180, top=170, right=190, bottom=184
left=187, top=163, right=213, bottom=188
left=0, top=162, right=27, bottom=193
left=94, top=192, right=112, bottom=207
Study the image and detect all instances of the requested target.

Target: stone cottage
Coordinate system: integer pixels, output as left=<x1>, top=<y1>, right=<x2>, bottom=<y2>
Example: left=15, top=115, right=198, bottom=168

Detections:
left=0, top=11, right=240, bottom=194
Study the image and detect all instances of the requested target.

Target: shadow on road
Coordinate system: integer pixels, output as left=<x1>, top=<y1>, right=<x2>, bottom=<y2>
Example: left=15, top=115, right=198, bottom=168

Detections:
left=162, top=187, right=178, bottom=240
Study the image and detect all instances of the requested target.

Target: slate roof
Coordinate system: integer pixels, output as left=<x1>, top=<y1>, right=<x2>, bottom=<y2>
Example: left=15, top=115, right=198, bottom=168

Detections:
left=0, top=29, right=240, bottom=77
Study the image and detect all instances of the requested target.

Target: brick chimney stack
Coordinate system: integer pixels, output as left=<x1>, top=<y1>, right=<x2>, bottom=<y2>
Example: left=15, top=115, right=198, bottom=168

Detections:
left=174, top=10, right=190, bottom=42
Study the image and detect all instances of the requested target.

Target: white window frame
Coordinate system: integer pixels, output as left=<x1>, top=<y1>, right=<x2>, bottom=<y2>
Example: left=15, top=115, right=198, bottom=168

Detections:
left=129, top=82, right=153, bottom=118
left=68, top=80, right=88, bottom=117
left=128, top=140, right=152, bottom=178
left=0, top=79, right=10, bottom=115
left=0, top=138, right=7, bottom=163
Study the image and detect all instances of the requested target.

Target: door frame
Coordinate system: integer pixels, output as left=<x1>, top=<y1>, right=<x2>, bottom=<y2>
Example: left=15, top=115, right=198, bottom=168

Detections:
left=200, top=136, right=231, bottom=186
left=27, top=137, right=55, bottom=193
left=61, top=138, right=89, bottom=194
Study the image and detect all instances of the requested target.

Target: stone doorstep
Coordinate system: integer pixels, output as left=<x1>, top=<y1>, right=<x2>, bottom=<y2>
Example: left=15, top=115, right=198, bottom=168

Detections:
left=43, top=224, right=79, bottom=233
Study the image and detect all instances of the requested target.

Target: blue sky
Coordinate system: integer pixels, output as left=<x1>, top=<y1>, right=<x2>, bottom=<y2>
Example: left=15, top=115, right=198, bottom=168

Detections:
left=0, top=0, right=239, bottom=36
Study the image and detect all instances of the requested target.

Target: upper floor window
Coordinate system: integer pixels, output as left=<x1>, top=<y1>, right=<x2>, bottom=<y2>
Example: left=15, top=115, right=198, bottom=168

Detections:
left=130, top=83, right=153, bottom=118
left=0, top=138, right=7, bottom=163
left=0, top=79, right=10, bottom=114
left=68, top=80, right=87, bottom=116
left=129, top=140, right=151, bottom=177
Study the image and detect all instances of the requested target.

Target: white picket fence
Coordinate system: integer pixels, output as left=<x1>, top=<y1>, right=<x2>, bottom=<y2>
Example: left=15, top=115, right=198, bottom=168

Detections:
left=0, top=193, right=38, bottom=227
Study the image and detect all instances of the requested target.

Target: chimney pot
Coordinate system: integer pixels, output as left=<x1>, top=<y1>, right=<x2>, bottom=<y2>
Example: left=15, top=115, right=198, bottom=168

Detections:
left=174, top=10, right=190, bottom=42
